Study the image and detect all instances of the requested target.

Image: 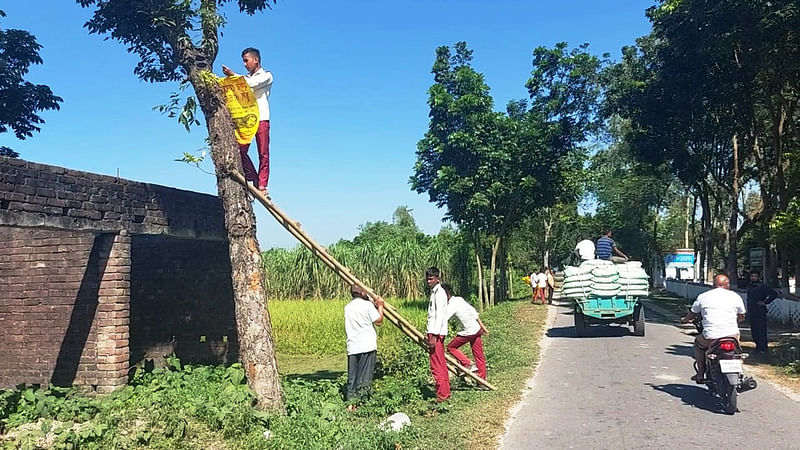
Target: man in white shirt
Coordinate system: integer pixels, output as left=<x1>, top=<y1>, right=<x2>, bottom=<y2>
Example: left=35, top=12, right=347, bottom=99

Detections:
left=534, top=269, right=548, bottom=304
left=443, top=284, right=489, bottom=380
left=681, top=274, right=746, bottom=383
left=574, top=234, right=595, bottom=262
left=343, top=284, right=384, bottom=404
left=222, top=47, right=274, bottom=195
left=425, top=267, right=450, bottom=402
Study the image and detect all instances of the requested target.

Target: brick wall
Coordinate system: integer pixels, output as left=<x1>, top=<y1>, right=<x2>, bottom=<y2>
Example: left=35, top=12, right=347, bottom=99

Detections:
left=0, top=156, right=226, bottom=240
left=0, top=227, right=130, bottom=390
left=130, top=235, right=238, bottom=367
left=0, top=157, right=238, bottom=392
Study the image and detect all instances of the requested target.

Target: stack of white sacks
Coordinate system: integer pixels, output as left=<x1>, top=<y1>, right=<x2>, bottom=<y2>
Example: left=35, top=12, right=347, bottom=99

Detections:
left=559, top=259, right=649, bottom=299
left=552, top=271, right=566, bottom=300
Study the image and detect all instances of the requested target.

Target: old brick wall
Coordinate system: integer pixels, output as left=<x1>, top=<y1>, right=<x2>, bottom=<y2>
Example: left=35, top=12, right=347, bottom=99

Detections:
left=0, top=227, right=130, bottom=390
left=0, top=157, right=238, bottom=391
left=130, top=235, right=238, bottom=367
left=0, top=156, right=226, bottom=239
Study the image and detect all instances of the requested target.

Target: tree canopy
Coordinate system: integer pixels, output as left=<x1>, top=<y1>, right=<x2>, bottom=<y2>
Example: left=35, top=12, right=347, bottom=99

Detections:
left=0, top=10, right=62, bottom=155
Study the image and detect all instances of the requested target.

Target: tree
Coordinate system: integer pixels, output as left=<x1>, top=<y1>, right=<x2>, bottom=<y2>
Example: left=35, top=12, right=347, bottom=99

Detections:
left=412, top=42, right=595, bottom=307
left=605, top=0, right=800, bottom=286
left=77, top=0, right=282, bottom=410
left=0, top=10, right=62, bottom=156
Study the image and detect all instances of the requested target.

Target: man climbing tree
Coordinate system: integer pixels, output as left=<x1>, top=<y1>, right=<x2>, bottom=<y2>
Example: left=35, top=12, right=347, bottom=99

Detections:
left=0, top=10, right=62, bottom=158
left=76, top=0, right=283, bottom=410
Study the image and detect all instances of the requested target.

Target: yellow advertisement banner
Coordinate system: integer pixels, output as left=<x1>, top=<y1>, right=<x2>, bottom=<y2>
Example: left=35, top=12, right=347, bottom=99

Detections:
left=219, top=76, right=259, bottom=145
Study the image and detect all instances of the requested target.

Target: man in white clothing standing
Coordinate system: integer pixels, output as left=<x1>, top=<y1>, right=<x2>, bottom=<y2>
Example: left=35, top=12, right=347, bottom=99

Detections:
left=425, top=267, right=450, bottom=402
left=343, top=284, right=384, bottom=406
left=223, top=47, right=273, bottom=195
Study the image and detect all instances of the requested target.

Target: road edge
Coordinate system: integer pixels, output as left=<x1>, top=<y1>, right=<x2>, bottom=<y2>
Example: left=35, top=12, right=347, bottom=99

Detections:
left=496, top=301, right=562, bottom=449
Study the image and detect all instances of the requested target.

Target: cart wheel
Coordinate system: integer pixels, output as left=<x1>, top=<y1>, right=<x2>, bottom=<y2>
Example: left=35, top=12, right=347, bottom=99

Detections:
left=574, top=310, right=587, bottom=337
left=632, top=304, right=645, bottom=337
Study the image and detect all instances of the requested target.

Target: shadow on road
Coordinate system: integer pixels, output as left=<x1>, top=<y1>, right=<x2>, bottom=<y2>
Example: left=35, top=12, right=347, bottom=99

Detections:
left=547, top=325, right=632, bottom=338
left=647, top=383, right=726, bottom=414
left=666, top=343, right=695, bottom=357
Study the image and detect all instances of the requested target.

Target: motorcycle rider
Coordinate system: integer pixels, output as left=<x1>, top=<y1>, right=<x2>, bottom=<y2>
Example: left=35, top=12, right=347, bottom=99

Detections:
left=681, top=274, right=746, bottom=384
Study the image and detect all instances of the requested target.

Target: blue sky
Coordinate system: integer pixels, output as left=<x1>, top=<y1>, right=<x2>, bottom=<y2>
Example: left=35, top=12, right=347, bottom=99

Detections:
left=2, top=1, right=653, bottom=248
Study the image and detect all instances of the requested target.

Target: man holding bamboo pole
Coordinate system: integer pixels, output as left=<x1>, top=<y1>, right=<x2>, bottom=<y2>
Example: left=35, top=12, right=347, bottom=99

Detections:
left=425, top=267, right=450, bottom=402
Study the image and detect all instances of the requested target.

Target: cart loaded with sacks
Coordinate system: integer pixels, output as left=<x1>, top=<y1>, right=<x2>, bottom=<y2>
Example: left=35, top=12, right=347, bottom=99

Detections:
left=553, top=260, right=650, bottom=337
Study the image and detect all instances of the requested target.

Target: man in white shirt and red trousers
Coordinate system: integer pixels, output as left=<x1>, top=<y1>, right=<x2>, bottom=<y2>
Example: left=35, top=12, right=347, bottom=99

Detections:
left=223, top=47, right=274, bottom=196
left=425, top=267, right=450, bottom=402
left=443, top=284, right=489, bottom=380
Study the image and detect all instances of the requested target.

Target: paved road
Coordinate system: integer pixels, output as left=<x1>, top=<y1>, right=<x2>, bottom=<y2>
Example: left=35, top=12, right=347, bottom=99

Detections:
left=501, top=301, right=800, bottom=449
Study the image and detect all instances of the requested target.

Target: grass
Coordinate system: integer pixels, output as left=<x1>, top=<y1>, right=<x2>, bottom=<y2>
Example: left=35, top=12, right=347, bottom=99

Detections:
left=1, top=298, right=550, bottom=449
left=268, top=298, right=429, bottom=355
left=644, top=289, right=693, bottom=316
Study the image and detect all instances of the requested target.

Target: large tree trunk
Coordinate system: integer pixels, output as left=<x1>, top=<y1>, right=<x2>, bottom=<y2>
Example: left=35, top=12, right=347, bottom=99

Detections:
left=183, top=61, right=283, bottom=410
left=725, top=135, right=741, bottom=288
left=543, top=209, right=553, bottom=268
left=700, top=190, right=714, bottom=283
left=498, top=240, right=508, bottom=302
left=474, top=232, right=484, bottom=312
left=489, top=235, right=501, bottom=307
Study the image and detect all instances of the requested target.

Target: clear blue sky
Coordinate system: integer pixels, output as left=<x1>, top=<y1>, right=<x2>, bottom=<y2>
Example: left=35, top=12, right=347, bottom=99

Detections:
left=2, top=1, right=653, bottom=248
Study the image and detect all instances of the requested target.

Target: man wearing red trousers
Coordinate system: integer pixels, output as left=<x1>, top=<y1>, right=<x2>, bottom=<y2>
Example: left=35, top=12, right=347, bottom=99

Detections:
left=223, top=47, right=274, bottom=196
left=425, top=267, right=450, bottom=402
left=442, top=284, right=488, bottom=380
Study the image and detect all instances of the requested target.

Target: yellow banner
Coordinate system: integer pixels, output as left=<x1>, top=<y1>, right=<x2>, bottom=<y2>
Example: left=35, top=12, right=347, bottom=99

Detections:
left=219, top=76, right=259, bottom=145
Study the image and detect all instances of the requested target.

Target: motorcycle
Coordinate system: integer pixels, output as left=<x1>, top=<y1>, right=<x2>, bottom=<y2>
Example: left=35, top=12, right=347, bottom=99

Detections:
left=691, top=318, right=757, bottom=415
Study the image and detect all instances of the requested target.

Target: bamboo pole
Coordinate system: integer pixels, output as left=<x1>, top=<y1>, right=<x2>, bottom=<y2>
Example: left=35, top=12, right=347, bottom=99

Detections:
left=230, top=170, right=495, bottom=390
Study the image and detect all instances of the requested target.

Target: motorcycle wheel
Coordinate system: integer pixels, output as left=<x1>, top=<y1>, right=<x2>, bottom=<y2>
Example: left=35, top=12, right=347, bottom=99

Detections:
left=724, top=383, right=738, bottom=415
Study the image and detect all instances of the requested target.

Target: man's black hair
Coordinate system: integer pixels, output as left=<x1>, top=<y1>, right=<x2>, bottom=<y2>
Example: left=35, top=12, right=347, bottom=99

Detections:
left=441, top=283, right=454, bottom=296
left=750, top=269, right=761, bottom=276
left=242, top=47, right=261, bottom=61
left=425, top=267, right=440, bottom=278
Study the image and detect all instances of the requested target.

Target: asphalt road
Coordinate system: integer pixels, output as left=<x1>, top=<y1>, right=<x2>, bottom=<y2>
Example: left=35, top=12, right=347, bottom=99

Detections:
left=501, top=300, right=800, bottom=450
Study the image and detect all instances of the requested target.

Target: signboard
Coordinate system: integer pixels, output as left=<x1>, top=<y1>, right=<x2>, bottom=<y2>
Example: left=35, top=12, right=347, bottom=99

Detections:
left=664, top=252, right=695, bottom=268
left=749, top=247, right=765, bottom=268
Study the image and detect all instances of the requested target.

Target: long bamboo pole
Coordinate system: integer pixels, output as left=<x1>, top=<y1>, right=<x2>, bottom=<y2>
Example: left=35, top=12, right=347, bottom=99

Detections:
left=230, top=170, right=496, bottom=390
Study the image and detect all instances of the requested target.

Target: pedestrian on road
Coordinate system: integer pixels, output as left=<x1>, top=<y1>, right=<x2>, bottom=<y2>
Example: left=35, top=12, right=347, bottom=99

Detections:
left=747, top=270, right=779, bottom=354
left=681, top=274, right=745, bottom=383
left=442, top=283, right=489, bottom=380
left=425, top=267, right=450, bottom=402
left=545, top=267, right=555, bottom=304
left=343, top=285, right=384, bottom=408
left=222, top=47, right=274, bottom=196
left=596, top=229, right=628, bottom=264
left=534, top=269, right=548, bottom=304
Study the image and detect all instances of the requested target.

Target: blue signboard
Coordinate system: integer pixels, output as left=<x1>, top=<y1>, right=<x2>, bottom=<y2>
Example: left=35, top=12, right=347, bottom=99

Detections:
left=664, top=252, right=695, bottom=268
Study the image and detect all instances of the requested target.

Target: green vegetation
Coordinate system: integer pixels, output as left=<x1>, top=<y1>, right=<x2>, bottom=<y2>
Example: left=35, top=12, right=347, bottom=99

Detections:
left=1, top=300, right=547, bottom=449
left=262, top=210, right=470, bottom=300
left=0, top=9, right=62, bottom=158
left=268, top=298, right=428, bottom=355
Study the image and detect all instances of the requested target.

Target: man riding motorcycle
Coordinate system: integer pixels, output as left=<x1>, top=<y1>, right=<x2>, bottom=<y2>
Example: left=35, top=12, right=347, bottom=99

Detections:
left=681, top=274, right=746, bottom=383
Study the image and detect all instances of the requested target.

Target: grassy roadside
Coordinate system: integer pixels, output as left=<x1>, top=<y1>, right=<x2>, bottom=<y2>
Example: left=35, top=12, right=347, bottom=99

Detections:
left=413, top=301, right=549, bottom=449
left=1, top=299, right=550, bottom=449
